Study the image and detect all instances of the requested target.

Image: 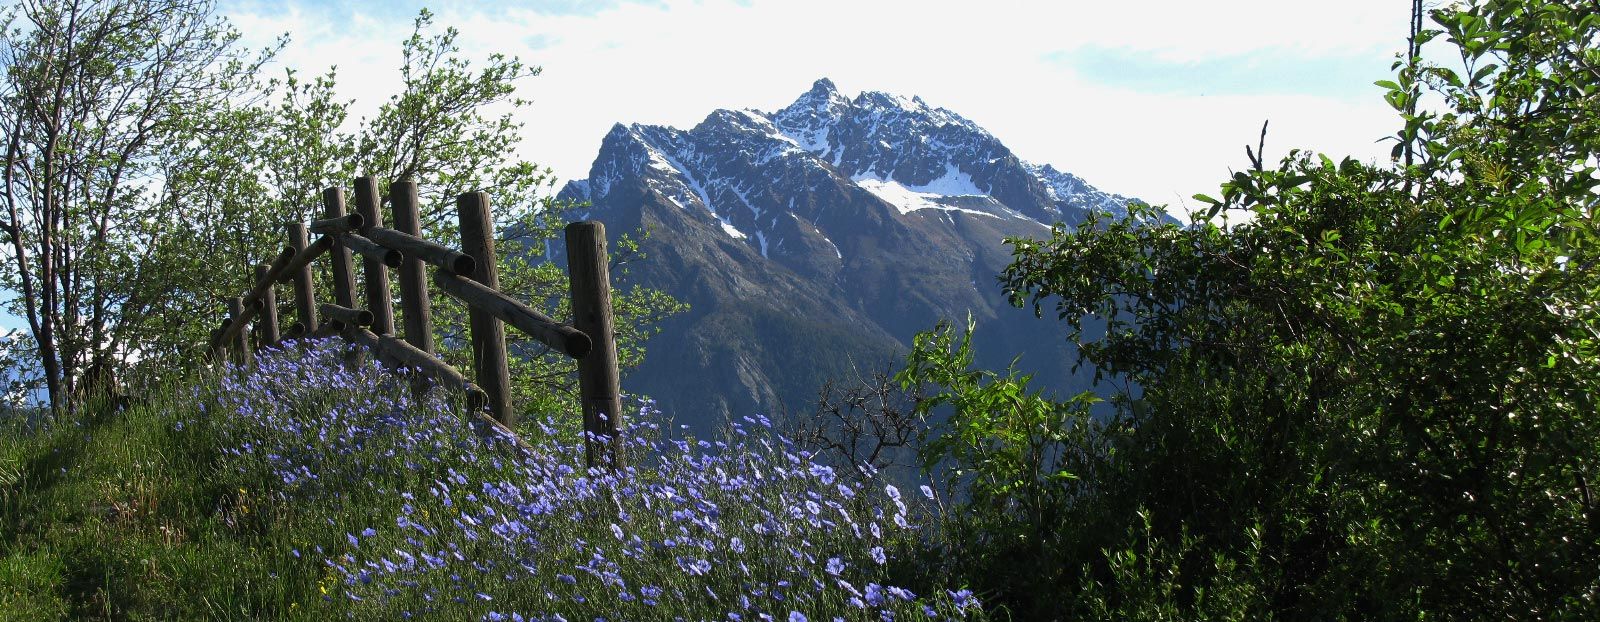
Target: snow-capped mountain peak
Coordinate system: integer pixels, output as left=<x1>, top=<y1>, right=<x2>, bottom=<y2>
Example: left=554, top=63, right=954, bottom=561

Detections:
left=554, top=78, right=1156, bottom=426
left=565, top=78, right=1143, bottom=260
left=772, top=78, right=851, bottom=154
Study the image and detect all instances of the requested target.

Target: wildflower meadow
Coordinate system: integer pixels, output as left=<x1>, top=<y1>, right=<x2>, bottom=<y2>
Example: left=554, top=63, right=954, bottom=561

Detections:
left=196, top=338, right=984, bottom=620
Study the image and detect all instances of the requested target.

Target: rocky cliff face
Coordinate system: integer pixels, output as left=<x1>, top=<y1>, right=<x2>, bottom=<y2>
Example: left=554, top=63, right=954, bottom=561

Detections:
left=558, top=79, right=1148, bottom=427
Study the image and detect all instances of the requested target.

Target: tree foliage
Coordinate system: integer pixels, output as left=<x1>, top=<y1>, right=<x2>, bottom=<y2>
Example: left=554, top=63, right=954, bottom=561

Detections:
left=901, top=0, right=1600, bottom=618
left=1, top=2, right=684, bottom=422
left=0, top=0, right=268, bottom=413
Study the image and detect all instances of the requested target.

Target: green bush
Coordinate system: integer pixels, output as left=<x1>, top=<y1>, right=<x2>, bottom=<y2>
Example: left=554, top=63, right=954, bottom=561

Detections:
left=898, top=0, right=1600, bottom=618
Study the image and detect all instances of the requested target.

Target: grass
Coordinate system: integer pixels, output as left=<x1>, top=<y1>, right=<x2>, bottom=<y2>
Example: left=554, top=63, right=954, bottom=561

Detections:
left=0, top=377, right=311, bottom=619
left=0, top=339, right=983, bottom=621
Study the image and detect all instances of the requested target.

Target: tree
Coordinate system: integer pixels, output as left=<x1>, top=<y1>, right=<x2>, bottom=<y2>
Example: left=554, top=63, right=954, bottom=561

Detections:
left=0, top=2, right=681, bottom=424
left=901, top=0, right=1599, bottom=617
left=0, top=0, right=268, bottom=414
left=134, top=10, right=685, bottom=423
left=338, top=11, right=686, bottom=420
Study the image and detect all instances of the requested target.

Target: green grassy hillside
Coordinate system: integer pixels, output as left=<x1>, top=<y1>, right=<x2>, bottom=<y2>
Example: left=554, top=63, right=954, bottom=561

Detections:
left=0, top=376, right=314, bottom=619
left=0, top=339, right=979, bottom=621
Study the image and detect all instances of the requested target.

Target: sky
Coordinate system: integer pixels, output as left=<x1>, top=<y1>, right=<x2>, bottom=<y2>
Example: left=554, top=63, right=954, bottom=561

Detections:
left=219, top=0, right=1407, bottom=209
left=0, top=0, right=1410, bottom=333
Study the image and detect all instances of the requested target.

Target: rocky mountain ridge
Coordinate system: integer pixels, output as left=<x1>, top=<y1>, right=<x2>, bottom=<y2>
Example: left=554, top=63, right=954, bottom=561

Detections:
left=558, top=78, right=1146, bottom=426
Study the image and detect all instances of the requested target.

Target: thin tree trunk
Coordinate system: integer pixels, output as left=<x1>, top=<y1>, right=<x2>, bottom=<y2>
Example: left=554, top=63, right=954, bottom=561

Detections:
left=2, top=106, right=55, bottom=412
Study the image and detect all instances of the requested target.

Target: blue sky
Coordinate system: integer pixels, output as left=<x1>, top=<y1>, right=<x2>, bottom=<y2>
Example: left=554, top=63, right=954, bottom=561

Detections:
left=218, top=0, right=1405, bottom=205
left=2, top=0, right=1408, bottom=332
left=1049, top=46, right=1394, bottom=99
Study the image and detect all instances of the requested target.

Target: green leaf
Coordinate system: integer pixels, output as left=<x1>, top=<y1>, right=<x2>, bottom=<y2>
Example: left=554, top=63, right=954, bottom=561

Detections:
left=1472, top=63, right=1500, bottom=84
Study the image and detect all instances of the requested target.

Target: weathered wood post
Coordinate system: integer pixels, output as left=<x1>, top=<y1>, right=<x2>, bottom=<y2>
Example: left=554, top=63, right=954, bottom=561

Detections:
left=457, top=192, right=513, bottom=426
left=254, top=264, right=280, bottom=346
left=209, top=327, right=226, bottom=363
left=321, top=187, right=358, bottom=309
left=322, top=187, right=363, bottom=363
left=390, top=180, right=434, bottom=354
left=286, top=222, right=319, bottom=334
left=566, top=221, right=624, bottom=469
left=228, top=296, right=252, bottom=367
left=354, top=176, right=395, bottom=336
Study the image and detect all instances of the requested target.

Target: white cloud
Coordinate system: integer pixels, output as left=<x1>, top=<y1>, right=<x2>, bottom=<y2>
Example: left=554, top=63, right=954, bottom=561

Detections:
left=1055, top=0, right=1401, bottom=61
left=220, top=0, right=1408, bottom=208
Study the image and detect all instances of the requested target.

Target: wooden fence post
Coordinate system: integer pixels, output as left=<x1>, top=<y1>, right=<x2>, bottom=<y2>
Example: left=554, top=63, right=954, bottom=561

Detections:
left=287, top=222, right=319, bottom=334
left=355, top=176, right=395, bottom=336
left=210, top=182, right=630, bottom=464
left=390, top=180, right=434, bottom=354
left=322, top=187, right=358, bottom=309
left=254, top=264, right=280, bottom=347
left=209, top=328, right=226, bottom=363
left=457, top=191, right=513, bottom=426
left=228, top=296, right=251, bottom=367
left=566, top=221, right=624, bottom=469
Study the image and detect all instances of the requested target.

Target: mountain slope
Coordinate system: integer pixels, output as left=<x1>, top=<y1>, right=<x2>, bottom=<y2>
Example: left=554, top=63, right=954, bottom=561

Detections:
left=560, top=79, right=1144, bottom=427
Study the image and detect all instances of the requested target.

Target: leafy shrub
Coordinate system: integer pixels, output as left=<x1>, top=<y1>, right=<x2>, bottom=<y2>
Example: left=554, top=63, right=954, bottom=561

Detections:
left=894, top=1, right=1600, bottom=618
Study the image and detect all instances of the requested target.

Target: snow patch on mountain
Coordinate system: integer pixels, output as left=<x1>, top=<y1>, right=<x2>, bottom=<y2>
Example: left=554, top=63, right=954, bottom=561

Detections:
left=648, top=141, right=716, bottom=214
left=852, top=172, right=999, bottom=219
left=643, top=145, right=679, bottom=175
left=790, top=126, right=829, bottom=153
left=912, top=163, right=985, bottom=196
left=846, top=164, right=1040, bottom=222
left=1025, top=162, right=1134, bottom=219
left=719, top=220, right=748, bottom=239
left=772, top=78, right=850, bottom=156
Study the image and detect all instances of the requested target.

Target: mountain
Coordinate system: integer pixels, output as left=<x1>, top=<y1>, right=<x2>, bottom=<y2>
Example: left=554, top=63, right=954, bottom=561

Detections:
left=557, top=78, right=1148, bottom=428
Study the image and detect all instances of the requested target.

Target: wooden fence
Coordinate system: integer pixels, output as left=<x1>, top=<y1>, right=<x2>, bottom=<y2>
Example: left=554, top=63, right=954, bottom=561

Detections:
left=206, top=177, right=624, bottom=469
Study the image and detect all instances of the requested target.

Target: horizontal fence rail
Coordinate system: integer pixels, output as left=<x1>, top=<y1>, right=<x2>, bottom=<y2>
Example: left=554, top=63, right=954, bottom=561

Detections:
left=208, top=176, right=624, bottom=469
